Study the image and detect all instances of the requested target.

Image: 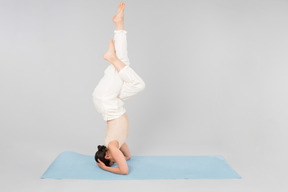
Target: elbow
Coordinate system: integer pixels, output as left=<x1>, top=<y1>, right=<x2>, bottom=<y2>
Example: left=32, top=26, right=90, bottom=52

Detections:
left=125, top=155, right=131, bottom=160
left=122, top=171, right=129, bottom=175
left=121, top=168, right=129, bottom=175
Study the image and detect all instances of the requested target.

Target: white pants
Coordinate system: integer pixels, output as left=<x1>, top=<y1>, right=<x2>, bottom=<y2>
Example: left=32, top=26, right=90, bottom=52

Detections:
left=92, top=30, right=145, bottom=121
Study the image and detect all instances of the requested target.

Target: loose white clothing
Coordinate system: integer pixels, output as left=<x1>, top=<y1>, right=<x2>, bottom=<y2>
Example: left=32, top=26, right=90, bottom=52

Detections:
left=92, top=30, right=145, bottom=148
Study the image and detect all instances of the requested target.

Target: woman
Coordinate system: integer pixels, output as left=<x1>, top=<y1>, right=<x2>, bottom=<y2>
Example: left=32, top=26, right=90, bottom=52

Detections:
left=92, top=1, right=145, bottom=175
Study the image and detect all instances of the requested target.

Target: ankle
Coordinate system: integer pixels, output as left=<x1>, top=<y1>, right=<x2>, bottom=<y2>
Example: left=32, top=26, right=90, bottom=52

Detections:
left=115, top=22, right=124, bottom=30
left=108, top=55, right=118, bottom=63
left=104, top=52, right=117, bottom=62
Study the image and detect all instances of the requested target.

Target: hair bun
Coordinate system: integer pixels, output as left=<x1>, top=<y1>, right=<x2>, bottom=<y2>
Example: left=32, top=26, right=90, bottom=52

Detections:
left=97, top=145, right=106, bottom=151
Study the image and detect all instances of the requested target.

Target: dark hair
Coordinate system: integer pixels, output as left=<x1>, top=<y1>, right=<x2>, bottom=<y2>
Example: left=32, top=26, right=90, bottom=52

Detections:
left=95, top=145, right=111, bottom=167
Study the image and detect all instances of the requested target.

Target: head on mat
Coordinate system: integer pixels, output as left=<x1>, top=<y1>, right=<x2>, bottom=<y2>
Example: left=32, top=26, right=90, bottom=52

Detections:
left=95, top=145, right=115, bottom=167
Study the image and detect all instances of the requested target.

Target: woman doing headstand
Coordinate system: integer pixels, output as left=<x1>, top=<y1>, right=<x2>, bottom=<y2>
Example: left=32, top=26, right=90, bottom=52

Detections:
left=92, top=1, right=145, bottom=175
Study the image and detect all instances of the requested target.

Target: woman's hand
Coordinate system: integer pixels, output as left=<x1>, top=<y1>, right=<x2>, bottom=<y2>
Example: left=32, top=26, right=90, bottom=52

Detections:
left=96, top=159, right=107, bottom=170
left=97, top=157, right=128, bottom=175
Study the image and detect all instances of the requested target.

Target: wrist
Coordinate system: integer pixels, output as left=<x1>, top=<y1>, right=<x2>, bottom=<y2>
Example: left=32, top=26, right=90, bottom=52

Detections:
left=103, top=165, right=108, bottom=171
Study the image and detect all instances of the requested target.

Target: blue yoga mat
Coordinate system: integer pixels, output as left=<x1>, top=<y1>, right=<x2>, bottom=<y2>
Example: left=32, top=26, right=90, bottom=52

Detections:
left=41, top=151, right=241, bottom=180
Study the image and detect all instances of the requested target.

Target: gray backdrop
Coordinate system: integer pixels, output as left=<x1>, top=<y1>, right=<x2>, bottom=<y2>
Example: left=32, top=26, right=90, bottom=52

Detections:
left=1, top=0, right=287, bottom=191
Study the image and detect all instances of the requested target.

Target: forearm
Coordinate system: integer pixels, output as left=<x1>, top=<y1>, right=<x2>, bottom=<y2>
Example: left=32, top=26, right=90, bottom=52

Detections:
left=120, top=143, right=131, bottom=159
left=104, top=166, right=127, bottom=175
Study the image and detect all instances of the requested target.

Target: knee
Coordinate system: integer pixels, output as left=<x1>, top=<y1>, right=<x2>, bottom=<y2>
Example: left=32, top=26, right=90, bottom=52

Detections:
left=93, top=93, right=101, bottom=100
left=92, top=89, right=104, bottom=100
left=137, top=80, right=145, bottom=92
left=92, top=94, right=105, bottom=107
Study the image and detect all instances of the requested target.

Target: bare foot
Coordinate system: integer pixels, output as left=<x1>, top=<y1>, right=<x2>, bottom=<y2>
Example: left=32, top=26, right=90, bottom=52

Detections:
left=103, top=39, right=117, bottom=62
left=113, top=1, right=125, bottom=23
